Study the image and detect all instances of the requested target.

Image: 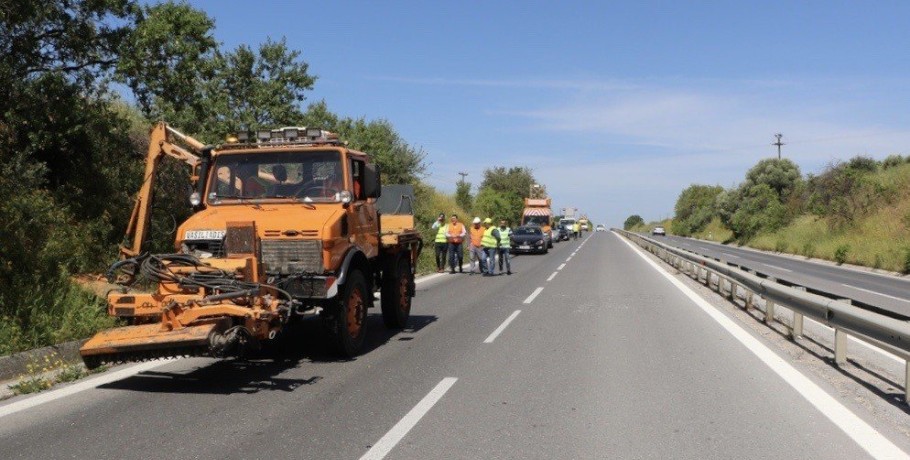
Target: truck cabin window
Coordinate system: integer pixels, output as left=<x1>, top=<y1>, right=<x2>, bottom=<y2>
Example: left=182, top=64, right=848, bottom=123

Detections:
left=208, top=151, right=345, bottom=203
left=523, top=215, right=549, bottom=226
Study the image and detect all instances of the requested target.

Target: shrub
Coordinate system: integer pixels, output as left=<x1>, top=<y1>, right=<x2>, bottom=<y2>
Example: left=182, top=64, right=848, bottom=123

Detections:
left=802, top=243, right=816, bottom=259
left=882, top=154, right=905, bottom=169
left=903, top=249, right=910, bottom=274
left=774, top=240, right=788, bottom=253
left=834, top=244, right=850, bottom=265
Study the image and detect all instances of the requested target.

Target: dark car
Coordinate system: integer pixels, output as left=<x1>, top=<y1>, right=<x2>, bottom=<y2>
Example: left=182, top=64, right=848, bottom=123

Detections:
left=554, top=225, right=569, bottom=242
left=511, top=226, right=549, bottom=254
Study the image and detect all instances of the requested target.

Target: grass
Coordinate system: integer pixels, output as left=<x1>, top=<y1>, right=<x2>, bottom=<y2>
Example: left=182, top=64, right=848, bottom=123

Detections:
left=692, top=217, right=734, bottom=243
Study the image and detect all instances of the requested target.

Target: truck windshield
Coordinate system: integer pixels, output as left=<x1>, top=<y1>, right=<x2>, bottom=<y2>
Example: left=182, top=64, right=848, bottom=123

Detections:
left=207, top=150, right=344, bottom=204
left=523, top=215, right=550, bottom=227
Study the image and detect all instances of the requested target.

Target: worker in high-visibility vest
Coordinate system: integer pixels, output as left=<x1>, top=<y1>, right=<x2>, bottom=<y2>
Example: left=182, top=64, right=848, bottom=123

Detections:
left=572, top=221, right=580, bottom=240
left=468, top=217, right=486, bottom=274
left=446, top=214, right=467, bottom=273
left=497, top=219, right=512, bottom=275
left=430, top=213, right=448, bottom=273
left=481, top=218, right=501, bottom=276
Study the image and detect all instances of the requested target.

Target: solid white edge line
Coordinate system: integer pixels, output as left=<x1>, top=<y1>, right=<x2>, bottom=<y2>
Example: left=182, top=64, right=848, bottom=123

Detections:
left=0, top=359, right=175, bottom=419
left=557, top=263, right=566, bottom=271
left=360, top=377, right=458, bottom=460
left=762, top=263, right=793, bottom=273
left=842, top=283, right=910, bottom=304
left=484, top=310, right=522, bottom=344
left=547, top=272, right=558, bottom=282
left=613, top=232, right=909, bottom=460
left=523, top=287, right=544, bottom=304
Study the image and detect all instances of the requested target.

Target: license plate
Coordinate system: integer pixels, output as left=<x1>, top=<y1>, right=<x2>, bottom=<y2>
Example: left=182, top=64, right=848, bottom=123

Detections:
left=184, top=230, right=226, bottom=240
left=520, top=245, right=530, bottom=250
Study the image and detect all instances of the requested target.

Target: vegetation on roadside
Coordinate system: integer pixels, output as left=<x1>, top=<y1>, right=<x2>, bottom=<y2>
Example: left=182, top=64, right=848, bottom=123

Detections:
left=8, top=352, right=107, bottom=395
left=626, top=153, right=910, bottom=272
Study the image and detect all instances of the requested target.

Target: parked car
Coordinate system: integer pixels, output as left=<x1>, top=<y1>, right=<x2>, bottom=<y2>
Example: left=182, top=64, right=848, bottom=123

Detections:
left=554, top=225, right=569, bottom=241
left=511, top=226, right=549, bottom=254
left=595, top=224, right=606, bottom=232
left=652, top=226, right=666, bottom=236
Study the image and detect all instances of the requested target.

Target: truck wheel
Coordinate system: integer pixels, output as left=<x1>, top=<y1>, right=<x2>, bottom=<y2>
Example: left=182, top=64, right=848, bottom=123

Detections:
left=332, top=270, right=368, bottom=358
left=381, top=256, right=412, bottom=329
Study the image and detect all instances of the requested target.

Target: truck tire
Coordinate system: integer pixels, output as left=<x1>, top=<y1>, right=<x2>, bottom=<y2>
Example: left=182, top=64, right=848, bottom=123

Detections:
left=331, top=270, right=369, bottom=358
left=381, top=256, right=412, bottom=329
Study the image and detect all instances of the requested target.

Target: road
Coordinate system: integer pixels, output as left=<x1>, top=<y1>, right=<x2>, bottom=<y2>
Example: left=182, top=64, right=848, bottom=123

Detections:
left=653, top=234, right=910, bottom=318
left=1, top=232, right=908, bottom=459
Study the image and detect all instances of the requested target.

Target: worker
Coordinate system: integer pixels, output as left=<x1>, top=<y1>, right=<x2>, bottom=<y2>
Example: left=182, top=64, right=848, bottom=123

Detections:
left=481, top=217, right=501, bottom=276
left=238, top=163, right=268, bottom=197
left=497, top=219, right=512, bottom=275
left=431, top=213, right=448, bottom=273
left=468, top=217, right=486, bottom=274
left=446, top=214, right=467, bottom=273
left=572, top=221, right=580, bottom=240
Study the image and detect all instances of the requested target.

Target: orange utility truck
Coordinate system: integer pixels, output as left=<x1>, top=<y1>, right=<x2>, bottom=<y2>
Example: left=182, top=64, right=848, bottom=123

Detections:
left=80, top=123, right=423, bottom=368
left=521, top=197, right=554, bottom=248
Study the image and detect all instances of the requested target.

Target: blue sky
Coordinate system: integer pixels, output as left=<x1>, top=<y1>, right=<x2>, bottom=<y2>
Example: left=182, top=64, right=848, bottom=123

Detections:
left=180, top=0, right=910, bottom=225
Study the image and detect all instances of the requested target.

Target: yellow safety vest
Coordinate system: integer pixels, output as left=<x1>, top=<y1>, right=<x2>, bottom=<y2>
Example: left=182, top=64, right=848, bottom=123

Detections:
left=435, top=224, right=448, bottom=243
left=481, top=227, right=498, bottom=248
left=498, top=227, right=511, bottom=247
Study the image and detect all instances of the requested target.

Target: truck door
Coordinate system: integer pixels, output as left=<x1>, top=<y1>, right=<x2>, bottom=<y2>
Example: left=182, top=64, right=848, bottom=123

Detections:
left=349, top=158, right=378, bottom=257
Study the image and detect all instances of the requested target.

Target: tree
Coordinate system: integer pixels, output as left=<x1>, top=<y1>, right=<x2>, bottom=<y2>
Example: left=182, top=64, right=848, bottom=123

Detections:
left=480, top=166, right=535, bottom=199
left=672, top=184, right=724, bottom=235
left=474, top=188, right=522, bottom=224
left=729, top=184, right=788, bottom=240
left=455, top=180, right=473, bottom=213
left=623, top=215, right=645, bottom=230
left=743, top=158, right=802, bottom=200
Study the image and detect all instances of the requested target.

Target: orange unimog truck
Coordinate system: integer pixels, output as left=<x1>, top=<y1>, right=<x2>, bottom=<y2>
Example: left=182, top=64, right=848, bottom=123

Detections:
left=80, top=123, right=423, bottom=368
left=521, top=197, right=554, bottom=249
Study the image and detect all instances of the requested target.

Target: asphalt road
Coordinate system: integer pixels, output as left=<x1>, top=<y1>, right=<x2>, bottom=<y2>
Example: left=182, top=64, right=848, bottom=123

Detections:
left=1, top=232, right=907, bottom=459
left=652, top=234, right=910, bottom=318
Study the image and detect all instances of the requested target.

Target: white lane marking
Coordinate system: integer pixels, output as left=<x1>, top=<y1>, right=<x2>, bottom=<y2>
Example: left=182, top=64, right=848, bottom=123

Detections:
left=615, top=232, right=909, bottom=460
left=484, top=310, right=522, bottom=343
left=360, top=377, right=458, bottom=460
left=841, top=284, right=910, bottom=303
left=547, top=272, right=558, bottom=282
left=763, top=263, right=793, bottom=273
left=0, top=359, right=175, bottom=419
left=414, top=263, right=470, bottom=285
left=566, top=257, right=573, bottom=262
left=557, top=263, right=566, bottom=270
left=721, top=253, right=740, bottom=259
left=524, top=287, right=544, bottom=304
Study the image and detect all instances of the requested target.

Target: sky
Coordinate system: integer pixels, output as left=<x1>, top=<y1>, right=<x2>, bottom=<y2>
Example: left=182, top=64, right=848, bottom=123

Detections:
left=178, top=0, right=910, bottom=225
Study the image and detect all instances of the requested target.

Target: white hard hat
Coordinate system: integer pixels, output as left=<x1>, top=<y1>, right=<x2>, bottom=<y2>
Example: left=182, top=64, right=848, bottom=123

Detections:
left=472, top=217, right=481, bottom=224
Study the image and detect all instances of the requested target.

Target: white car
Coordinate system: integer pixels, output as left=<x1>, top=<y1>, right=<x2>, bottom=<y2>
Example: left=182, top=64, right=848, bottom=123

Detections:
left=651, top=226, right=666, bottom=236
left=595, top=224, right=606, bottom=232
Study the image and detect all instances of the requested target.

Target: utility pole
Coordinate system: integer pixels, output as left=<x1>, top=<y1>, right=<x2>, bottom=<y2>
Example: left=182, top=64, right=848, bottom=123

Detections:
left=772, top=133, right=785, bottom=160
left=457, top=171, right=468, bottom=185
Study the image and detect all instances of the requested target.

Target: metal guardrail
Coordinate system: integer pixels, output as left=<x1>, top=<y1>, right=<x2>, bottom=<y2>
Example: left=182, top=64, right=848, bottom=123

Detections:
left=615, top=229, right=910, bottom=403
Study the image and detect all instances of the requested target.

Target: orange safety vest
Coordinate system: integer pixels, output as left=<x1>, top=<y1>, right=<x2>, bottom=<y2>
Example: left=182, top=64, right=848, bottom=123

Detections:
left=447, top=222, right=465, bottom=244
left=469, top=226, right=484, bottom=247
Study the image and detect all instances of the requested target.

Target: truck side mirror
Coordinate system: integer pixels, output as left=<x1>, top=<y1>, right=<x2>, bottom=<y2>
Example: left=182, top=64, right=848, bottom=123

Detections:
left=364, top=163, right=381, bottom=198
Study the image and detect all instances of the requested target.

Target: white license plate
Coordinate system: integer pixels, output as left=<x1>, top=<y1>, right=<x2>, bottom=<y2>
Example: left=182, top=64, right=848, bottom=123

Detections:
left=520, top=245, right=530, bottom=250
left=184, top=230, right=226, bottom=240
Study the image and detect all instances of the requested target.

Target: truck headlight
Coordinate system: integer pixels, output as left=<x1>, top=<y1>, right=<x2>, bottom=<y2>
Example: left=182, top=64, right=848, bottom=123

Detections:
left=189, top=191, right=201, bottom=206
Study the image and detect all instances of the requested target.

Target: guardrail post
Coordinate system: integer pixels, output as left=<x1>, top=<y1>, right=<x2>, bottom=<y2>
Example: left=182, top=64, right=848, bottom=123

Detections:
left=905, top=361, right=909, bottom=404
left=834, top=328, right=848, bottom=366
left=764, top=300, right=774, bottom=323
left=728, top=282, right=738, bottom=301
left=791, top=313, right=804, bottom=339
left=744, top=290, right=754, bottom=311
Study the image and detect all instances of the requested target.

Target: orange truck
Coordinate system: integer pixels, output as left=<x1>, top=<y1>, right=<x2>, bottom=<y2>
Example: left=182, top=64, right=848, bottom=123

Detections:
left=80, top=123, right=423, bottom=368
left=521, top=197, right=554, bottom=249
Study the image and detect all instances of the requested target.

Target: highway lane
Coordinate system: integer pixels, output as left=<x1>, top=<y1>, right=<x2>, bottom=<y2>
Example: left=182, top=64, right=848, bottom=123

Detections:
left=655, top=234, right=910, bottom=318
left=0, top=233, right=907, bottom=459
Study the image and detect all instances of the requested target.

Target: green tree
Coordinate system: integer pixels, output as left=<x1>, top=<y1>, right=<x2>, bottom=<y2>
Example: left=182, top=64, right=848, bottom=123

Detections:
left=672, top=184, right=724, bottom=235
left=729, top=184, right=788, bottom=240
left=480, top=166, right=536, bottom=199
left=474, top=188, right=522, bottom=223
left=455, top=180, right=473, bottom=213
left=623, top=215, right=645, bottom=230
left=744, top=158, right=802, bottom=200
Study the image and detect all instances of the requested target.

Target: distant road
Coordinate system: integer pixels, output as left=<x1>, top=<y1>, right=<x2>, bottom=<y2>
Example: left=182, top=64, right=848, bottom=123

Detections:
left=653, top=234, right=910, bottom=318
left=0, top=233, right=906, bottom=458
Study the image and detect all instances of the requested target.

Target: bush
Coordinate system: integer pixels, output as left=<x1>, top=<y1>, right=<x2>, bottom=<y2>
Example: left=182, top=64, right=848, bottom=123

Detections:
left=774, top=240, right=789, bottom=253
left=903, top=249, right=910, bottom=274
left=882, top=154, right=905, bottom=169
left=623, top=215, right=645, bottom=230
left=802, top=243, right=816, bottom=259
left=834, top=244, right=851, bottom=265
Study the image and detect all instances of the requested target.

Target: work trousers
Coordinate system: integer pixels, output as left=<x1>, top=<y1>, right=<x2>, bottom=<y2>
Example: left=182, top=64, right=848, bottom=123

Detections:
left=448, top=242, right=463, bottom=271
left=497, top=247, right=511, bottom=273
left=469, top=246, right=486, bottom=273
left=483, top=247, right=498, bottom=275
left=434, top=242, right=448, bottom=270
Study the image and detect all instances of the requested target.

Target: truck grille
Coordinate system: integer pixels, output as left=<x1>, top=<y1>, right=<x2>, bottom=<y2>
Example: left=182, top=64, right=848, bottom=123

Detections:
left=261, top=240, right=323, bottom=275
left=185, top=239, right=226, bottom=258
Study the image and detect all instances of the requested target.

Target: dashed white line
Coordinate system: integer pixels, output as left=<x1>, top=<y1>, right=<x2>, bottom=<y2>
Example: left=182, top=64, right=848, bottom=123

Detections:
left=762, top=263, right=793, bottom=273
left=615, top=232, right=909, bottom=460
left=566, top=257, right=573, bottom=262
left=359, top=377, right=458, bottom=460
left=557, top=263, right=566, bottom=270
left=484, top=310, right=522, bottom=343
left=524, top=287, right=544, bottom=304
left=546, top=272, right=558, bottom=282
left=841, top=284, right=910, bottom=303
